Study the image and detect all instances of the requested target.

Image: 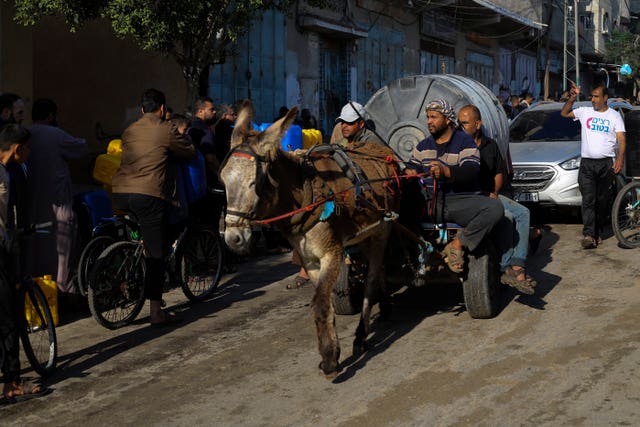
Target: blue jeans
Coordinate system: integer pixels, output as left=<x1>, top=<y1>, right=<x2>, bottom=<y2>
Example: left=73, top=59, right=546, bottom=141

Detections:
left=499, top=195, right=530, bottom=270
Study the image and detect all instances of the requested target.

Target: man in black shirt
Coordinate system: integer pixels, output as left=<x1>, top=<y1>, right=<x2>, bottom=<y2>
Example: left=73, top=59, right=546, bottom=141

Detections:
left=458, top=105, right=535, bottom=294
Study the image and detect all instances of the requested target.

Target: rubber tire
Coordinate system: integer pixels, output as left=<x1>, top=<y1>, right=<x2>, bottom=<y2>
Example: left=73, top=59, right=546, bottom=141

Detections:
left=462, top=242, right=500, bottom=319
left=332, top=257, right=366, bottom=316
left=77, top=235, right=116, bottom=296
left=179, top=228, right=224, bottom=302
left=20, top=281, right=58, bottom=377
left=88, top=241, right=146, bottom=329
left=611, top=180, right=640, bottom=248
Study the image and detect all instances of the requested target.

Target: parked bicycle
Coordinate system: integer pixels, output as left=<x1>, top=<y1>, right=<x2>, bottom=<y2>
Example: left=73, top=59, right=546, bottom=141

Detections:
left=87, top=218, right=224, bottom=329
left=76, top=216, right=129, bottom=296
left=0, top=222, right=58, bottom=377
left=611, top=177, right=640, bottom=248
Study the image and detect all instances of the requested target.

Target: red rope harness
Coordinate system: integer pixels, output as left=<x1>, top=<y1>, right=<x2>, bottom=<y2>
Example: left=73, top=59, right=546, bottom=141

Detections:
left=253, top=192, right=344, bottom=226
left=253, top=170, right=431, bottom=226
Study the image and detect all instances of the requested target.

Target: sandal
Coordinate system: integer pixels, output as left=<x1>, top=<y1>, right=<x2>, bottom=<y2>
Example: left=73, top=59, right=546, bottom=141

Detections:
left=286, top=275, right=310, bottom=290
left=267, top=246, right=292, bottom=255
left=442, top=242, right=465, bottom=274
left=2, top=380, right=51, bottom=404
left=501, top=266, right=536, bottom=295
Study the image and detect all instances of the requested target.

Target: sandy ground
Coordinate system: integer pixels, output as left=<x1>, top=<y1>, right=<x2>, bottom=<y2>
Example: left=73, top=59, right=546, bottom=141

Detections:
left=2, top=221, right=640, bottom=426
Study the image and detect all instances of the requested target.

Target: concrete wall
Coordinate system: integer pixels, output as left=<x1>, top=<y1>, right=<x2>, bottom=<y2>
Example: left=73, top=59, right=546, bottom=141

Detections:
left=0, top=3, right=33, bottom=112
left=31, top=16, right=186, bottom=153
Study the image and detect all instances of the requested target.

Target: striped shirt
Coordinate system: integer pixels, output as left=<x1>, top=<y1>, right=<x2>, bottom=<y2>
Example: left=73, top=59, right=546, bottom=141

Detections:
left=408, top=128, right=481, bottom=194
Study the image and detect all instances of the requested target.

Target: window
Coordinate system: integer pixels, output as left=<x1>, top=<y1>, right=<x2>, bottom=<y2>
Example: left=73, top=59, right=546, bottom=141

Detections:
left=580, top=12, right=594, bottom=30
left=602, top=12, right=610, bottom=34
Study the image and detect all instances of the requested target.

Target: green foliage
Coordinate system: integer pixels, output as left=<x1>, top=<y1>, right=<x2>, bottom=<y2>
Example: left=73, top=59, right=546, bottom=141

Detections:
left=10, top=0, right=325, bottom=90
left=604, top=27, right=640, bottom=77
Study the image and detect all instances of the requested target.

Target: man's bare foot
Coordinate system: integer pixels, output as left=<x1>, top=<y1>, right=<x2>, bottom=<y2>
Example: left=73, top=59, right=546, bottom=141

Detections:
left=3, top=380, right=48, bottom=401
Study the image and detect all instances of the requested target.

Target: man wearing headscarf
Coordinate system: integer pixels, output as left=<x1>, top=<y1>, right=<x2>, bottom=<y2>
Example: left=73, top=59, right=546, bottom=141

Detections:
left=406, top=99, right=504, bottom=274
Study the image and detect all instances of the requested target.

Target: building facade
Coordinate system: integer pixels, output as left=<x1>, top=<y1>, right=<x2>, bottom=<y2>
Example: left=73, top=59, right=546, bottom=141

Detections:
left=208, top=0, right=545, bottom=136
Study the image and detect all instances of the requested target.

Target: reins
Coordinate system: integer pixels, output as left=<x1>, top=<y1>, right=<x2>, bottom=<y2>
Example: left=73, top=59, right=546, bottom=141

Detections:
left=254, top=169, right=431, bottom=226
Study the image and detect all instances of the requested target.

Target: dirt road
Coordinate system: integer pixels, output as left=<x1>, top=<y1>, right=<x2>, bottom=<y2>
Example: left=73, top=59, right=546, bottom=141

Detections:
left=3, top=222, right=640, bottom=426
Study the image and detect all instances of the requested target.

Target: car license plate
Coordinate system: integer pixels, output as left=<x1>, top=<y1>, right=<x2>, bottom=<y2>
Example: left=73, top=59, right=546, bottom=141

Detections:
left=516, top=192, right=539, bottom=202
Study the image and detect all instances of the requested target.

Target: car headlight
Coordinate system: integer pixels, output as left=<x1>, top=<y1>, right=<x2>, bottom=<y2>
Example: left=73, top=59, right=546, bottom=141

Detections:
left=560, top=156, right=581, bottom=170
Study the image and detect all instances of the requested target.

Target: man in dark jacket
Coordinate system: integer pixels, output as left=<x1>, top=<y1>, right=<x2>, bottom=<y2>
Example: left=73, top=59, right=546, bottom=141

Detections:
left=112, top=88, right=195, bottom=325
left=407, top=99, right=503, bottom=273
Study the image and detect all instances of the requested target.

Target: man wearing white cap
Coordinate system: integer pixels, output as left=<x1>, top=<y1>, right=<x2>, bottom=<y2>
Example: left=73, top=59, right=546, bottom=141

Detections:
left=330, top=101, right=372, bottom=147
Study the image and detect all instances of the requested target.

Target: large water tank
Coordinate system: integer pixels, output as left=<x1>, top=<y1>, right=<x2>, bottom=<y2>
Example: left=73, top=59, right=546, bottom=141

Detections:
left=364, top=74, right=509, bottom=161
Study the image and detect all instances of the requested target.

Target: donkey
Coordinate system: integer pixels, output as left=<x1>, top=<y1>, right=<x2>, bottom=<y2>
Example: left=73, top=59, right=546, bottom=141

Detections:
left=221, top=100, right=401, bottom=377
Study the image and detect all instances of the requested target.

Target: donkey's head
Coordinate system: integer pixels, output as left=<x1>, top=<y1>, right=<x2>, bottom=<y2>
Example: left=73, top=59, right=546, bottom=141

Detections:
left=220, top=100, right=298, bottom=253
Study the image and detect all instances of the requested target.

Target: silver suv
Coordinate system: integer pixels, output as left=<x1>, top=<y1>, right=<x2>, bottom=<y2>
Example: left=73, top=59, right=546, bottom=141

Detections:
left=508, top=100, right=631, bottom=208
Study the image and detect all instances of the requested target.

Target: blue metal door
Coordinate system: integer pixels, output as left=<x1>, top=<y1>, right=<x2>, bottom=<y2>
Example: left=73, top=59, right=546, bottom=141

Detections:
left=209, top=10, right=287, bottom=124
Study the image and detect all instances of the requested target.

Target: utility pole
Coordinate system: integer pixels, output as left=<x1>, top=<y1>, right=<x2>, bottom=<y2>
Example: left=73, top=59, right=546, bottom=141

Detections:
left=575, top=0, right=580, bottom=99
left=563, top=0, right=568, bottom=91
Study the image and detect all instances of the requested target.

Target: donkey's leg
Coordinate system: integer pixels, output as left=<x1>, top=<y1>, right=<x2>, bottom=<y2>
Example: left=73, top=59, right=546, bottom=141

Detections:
left=353, top=230, right=391, bottom=355
left=311, top=247, right=343, bottom=376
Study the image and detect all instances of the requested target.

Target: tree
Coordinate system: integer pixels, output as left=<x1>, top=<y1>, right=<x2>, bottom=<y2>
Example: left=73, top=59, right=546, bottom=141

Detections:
left=604, top=26, right=640, bottom=78
left=11, top=0, right=324, bottom=105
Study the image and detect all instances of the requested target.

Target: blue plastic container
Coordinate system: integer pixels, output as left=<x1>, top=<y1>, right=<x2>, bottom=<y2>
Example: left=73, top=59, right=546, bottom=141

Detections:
left=75, top=189, right=113, bottom=228
left=253, top=122, right=302, bottom=151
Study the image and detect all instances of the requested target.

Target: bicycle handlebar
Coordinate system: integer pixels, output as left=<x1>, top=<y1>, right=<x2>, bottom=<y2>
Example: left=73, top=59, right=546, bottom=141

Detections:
left=15, top=221, right=54, bottom=235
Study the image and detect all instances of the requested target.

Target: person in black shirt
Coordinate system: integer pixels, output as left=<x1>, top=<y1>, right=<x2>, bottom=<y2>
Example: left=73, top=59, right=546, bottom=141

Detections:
left=458, top=105, right=536, bottom=294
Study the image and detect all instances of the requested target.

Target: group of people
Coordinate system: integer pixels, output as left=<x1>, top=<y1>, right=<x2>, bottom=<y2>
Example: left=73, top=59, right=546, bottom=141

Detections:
left=0, top=92, right=86, bottom=401
left=113, top=90, right=241, bottom=325
left=0, top=80, right=625, bottom=402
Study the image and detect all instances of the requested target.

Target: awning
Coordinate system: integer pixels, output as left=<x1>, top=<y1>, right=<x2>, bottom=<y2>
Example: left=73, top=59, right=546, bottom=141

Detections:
left=298, top=16, right=368, bottom=38
left=472, top=0, right=547, bottom=30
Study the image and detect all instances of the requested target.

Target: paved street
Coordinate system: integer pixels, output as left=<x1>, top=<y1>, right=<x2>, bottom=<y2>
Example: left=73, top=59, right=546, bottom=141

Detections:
left=2, top=221, right=640, bottom=426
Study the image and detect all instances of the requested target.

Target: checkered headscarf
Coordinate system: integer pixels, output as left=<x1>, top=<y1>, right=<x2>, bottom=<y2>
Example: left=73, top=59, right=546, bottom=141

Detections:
left=426, top=99, right=458, bottom=126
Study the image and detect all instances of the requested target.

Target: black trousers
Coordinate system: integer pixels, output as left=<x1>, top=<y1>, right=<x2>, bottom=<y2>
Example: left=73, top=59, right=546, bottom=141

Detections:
left=578, top=158, right=613, bottom=239
left=439, top=194, right=505, bottom=252
left=399, top=180, right=505, bottom=251
left=0, top=249, right=20, bottom=383
left=112, top=193, right=167, bottom=301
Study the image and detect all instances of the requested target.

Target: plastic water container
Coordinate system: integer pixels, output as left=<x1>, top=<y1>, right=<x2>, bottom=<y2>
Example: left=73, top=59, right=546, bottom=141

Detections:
left=253, top=122, right=303, bottom=151
left=302, top=129, right=322, bottom=148
left=93, top=153, right=121, bottom=185
left=106, top=139, right=122, bottom=156
left=282, top=124, right=302, bottom=151
left=26, top=275, right=59, bottom=327
left=75, top=189, right=113, bottom=228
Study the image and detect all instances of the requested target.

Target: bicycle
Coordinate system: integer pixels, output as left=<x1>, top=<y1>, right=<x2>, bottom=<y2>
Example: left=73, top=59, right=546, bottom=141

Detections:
left=87, top=219, right=224, bottom=329
left=76, top=216, right=129, bottom=296
left=0, top=222, right=58, bottom=377
left=611, top=177, right=640, bottom=248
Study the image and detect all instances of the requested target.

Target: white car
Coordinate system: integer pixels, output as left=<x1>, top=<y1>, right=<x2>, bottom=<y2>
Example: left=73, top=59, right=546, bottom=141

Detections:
left=508, top=100, right=632, bottom=208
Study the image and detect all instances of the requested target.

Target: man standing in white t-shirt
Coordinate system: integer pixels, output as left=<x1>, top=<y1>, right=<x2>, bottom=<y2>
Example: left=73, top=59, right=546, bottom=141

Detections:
left=561, top=84, right=626, bottom=249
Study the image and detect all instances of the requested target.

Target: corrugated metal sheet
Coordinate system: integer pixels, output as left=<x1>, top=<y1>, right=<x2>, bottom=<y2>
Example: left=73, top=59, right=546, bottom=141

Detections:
left=209, top=10, right=287, bottom=124
left=356, top=26, right=404, bottom=101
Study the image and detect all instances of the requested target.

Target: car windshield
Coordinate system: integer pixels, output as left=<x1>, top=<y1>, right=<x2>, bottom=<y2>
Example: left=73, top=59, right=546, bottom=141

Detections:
left=509, top=110, right=581, bottom=142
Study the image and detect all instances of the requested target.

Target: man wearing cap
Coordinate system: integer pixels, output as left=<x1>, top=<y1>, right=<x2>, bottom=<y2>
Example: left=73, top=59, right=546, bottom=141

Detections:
left=407, top=99, right=504, bottom=274
left=330, top=101, right=372, bottom=147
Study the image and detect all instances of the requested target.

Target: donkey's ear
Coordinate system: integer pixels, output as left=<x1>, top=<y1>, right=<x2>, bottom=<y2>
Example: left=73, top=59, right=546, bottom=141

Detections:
left=254, top=106, right=298, bottom=160
left=231, top=99, right=254, bottom=149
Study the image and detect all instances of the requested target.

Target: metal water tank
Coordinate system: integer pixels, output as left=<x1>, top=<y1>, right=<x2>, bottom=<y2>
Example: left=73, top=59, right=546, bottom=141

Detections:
left=364, top=74, right=509, bottom=161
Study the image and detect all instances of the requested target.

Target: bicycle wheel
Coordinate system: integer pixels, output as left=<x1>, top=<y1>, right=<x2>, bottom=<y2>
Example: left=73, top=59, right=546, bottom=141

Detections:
left=179, top=228, right=224, bottom=302
left=77, top=235, right=116, bottom=296
left=88, top=241, right=146, bottom=329
left=611, top=180, right=640, bottom=249
left=19, top=281, right=57, bottom=377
